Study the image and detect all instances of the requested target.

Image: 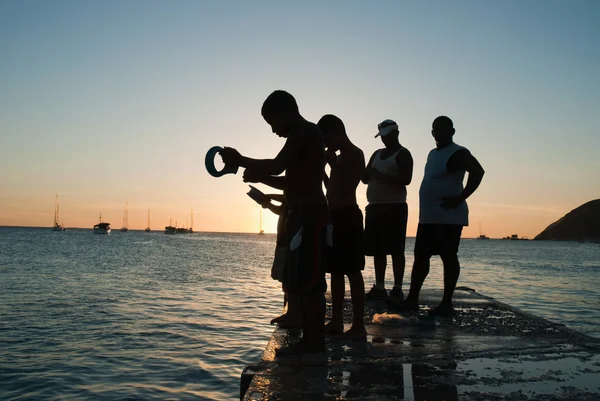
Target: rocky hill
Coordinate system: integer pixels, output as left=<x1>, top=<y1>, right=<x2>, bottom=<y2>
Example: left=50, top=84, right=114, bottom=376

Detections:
left=534, top=199, right=600, bottom=241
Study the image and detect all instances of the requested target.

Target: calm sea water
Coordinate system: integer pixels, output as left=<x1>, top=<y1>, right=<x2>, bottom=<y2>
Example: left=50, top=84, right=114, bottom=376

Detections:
left=1, top=227, right=599, bottom=400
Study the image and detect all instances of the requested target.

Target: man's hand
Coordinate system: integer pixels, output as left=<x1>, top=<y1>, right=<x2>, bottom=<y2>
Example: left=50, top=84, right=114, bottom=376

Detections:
left=243, top=168, right=264, bottom=183
left=440, top=195, right=465, bottom=210
left=220, top=147, right=242, bottom=166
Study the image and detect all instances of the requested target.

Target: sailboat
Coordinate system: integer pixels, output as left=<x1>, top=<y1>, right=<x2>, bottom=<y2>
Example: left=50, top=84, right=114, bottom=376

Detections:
left=258, top=209, right=265, bottom=235
left=120, top=202, right=129, bottom=232
left=477, top=223, right=490, bottom=240
left=188, top=207, right=194, bottom=234
left=52, top=194, right=66, bottom=231
left=93, top=213, right=111, bottom=234
left=145, top=209, right=151, bottom=232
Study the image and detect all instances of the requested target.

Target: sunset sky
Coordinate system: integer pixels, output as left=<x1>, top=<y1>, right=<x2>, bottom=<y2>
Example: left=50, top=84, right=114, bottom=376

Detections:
left=1, top=1, right=599, bottom=238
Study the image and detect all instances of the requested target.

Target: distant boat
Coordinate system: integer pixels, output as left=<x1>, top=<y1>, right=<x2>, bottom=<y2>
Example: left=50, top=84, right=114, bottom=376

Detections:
left=165, top=209, right=194, bottom=234
left=145, top=209, right=151, bottom=232
left=258, top=209, right=265, bottom=235
left=502, top=234, right=528, bottom=240
left=477, top=223, right=489, bottom=240
left=52, top=194, right=66, bottom=231
left=120, top=202, right=129, bottom=232
left=164, top=218, right=176, bottom=234
left=94, top=213, right=111, bottom=234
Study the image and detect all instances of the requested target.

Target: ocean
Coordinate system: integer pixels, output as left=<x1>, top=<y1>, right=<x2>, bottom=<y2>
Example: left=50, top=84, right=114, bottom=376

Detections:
left=1, top=227, right=599, bottom=400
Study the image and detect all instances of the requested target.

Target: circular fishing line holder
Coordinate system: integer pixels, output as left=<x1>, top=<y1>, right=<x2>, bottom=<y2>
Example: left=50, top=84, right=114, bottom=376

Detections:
left=205, top=146, right=239, bottom=177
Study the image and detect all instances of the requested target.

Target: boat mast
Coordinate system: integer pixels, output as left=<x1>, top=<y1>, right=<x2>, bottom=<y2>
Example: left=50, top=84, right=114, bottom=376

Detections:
left=54, top=194, right=59, bottom=226
left=260, top=209, right=262, bottom=233
left=147, top=209, right=150, bottom=229
left=190, top=207, right=194, bottom=230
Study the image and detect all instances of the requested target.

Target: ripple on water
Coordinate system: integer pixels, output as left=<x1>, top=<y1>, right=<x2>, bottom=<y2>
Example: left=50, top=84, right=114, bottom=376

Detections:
left=0, top=230, right=599, bottom=399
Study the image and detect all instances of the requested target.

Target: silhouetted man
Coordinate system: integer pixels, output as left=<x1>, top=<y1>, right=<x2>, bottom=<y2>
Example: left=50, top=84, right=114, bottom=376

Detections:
left=318, top=115, right=367, bottom=341
left=362, top=120, right=413, bottom=304
left=404, top=116, right=484, bottom=316
left=220, top=90, right=330, bottom=365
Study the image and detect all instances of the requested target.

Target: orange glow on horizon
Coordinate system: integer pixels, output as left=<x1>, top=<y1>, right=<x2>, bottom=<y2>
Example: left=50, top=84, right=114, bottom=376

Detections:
left=0, top=192, right=575, bottom=239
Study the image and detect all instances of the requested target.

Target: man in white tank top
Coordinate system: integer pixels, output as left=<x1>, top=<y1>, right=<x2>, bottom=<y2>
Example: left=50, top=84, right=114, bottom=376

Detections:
left=403, top=116, right=485, bottom=316
left=362, top=119, right=414, bottom=303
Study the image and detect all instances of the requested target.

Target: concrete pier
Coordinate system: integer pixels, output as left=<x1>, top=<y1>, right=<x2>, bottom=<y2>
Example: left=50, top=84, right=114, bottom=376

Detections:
left=241, top=288, right=600, bottom=400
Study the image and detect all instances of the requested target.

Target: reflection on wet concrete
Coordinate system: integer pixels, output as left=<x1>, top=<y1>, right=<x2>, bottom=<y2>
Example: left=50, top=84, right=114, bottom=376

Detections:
left=241, top=289, right=600, bottom=400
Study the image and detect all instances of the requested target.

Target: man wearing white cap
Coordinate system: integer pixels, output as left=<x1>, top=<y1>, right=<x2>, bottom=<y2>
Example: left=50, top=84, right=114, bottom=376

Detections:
left=362, top=119, right=413, bottom=303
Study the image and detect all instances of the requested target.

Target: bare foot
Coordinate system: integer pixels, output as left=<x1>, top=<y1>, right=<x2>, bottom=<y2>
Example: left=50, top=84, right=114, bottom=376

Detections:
left=275, top=340, right=308, bottom=357
left=400, top=300, right=419, bottom=313
left=324, top=320, right=344, bottom=336
left=428, top=303, right=455, bottom=317
left=343, top=325, right=367, bottom=342
left=294, top=351, right=328, bottom=366
left=270, top=314, right=286, bottom=325
left=277, top=314, right=303, bottom=329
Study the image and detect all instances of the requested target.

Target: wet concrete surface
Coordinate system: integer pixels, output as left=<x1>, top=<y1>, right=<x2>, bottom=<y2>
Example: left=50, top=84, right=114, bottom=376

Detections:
left=241, top=289, right=600, bottom=400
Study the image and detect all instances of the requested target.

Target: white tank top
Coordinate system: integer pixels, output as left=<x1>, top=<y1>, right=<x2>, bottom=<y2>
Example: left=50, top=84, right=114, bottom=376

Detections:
left=366, top=148, right=407, bottom=204
left=419, top=142, right=469, bottom=225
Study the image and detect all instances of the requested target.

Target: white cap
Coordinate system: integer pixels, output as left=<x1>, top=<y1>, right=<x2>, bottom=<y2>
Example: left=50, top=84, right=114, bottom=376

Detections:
left=375, top=119, right=398, bottom=138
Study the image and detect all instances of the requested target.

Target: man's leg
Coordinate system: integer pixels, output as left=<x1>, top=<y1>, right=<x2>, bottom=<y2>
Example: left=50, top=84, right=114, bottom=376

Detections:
left=403, top=253, right=430, bottom=310
left=437, top=253, right=460, bottom=307
left=388, top=252, right=406, bottom=303
left=365, top=205, right=386, bottom=299
left=390, top=203, right=408, bottom=295
left=366, top=254, right=388, bottom=300
left=391, top=252, right=405, bottom=289
left=430, top=225, right=462, bottom=316
left=344, top=271, right=367, bottom=340
left=276, top=293, right=303, bottom=328
left=325, top=273, right=345, bottom=335
left=374, top=254, right=387, bottom=288
left=275, top=292, right=309, bottom=356
left=304, top=291, right=327, bottom=352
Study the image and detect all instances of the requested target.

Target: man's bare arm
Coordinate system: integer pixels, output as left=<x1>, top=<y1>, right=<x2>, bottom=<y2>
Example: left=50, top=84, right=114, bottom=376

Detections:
left=459, top=154, right=485, bottom=200
left=361, top=152, right=378, bottom=184
left=262, top=202, right=283, bottom=216
left=265, top=194, right=286, bottom=203
left=259, top=176, right=287, bottom=190
left=441, top=150, right=485, bottom=209
left=238, top=134, right=302, bottom=175
left=242, top=169, right=287, bottom=190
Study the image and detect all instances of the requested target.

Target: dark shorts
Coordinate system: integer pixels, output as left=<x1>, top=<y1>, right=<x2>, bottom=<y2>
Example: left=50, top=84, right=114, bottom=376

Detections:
left=364, top=203, right=408, bottom=256
left=282, top=204, right=330, bottom=294
left=414, top=224, right=463, bottom=257
left=327, top=205, right=365, bottom=275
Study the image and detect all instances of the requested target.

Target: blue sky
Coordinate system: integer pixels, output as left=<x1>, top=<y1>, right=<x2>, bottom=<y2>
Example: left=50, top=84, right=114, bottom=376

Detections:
left=1, top=1, right=599, bottom=236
